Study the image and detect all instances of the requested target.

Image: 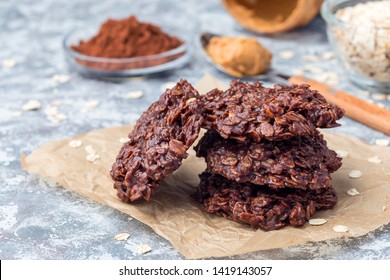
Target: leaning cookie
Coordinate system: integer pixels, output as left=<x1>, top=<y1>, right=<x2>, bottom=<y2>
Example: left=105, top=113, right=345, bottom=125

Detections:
left=110, top=80, right=204, bottom=202
left=195, top=172, right=337, bottom=231
left=201, top=80, right=344, bottom=142
left=195, top=131, right=342, bottom=190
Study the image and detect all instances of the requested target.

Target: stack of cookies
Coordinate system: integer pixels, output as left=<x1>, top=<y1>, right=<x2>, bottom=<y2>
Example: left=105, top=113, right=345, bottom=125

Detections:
left=194, top=80, right=344, bottom=230
left=110, top=79, right=344, bottom=231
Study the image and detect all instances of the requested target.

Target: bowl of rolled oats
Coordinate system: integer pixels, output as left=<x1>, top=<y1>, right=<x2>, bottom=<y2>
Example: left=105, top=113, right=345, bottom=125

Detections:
left=321, top=0, right=390, bottom=92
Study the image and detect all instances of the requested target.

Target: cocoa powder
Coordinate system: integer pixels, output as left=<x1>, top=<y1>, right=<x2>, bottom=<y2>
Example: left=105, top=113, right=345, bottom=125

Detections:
left=71, top=16, right=183, bottom=58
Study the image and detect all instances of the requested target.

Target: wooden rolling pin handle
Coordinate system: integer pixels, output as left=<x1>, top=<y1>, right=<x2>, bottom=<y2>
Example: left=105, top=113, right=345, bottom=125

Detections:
left=288, top=75, right=390, bottom=136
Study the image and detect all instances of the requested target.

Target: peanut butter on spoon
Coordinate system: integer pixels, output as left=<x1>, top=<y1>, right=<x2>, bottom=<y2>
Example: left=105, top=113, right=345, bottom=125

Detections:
left=205, top=36, right=272, bottom=77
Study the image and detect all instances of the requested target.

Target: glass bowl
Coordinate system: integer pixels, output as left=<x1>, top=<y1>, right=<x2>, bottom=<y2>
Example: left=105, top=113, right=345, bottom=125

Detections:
left=321, top=0, right=390, bottom=92
left=63, top=24, right=191, bottom=78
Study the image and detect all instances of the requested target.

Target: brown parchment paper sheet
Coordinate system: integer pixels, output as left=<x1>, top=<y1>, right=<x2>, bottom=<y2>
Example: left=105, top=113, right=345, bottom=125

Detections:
left=21, top=75, right=390, bottom=259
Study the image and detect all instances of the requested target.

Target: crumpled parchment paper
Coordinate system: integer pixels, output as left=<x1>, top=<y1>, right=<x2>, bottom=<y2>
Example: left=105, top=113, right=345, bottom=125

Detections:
left=21, top=75, right=390, bottom=259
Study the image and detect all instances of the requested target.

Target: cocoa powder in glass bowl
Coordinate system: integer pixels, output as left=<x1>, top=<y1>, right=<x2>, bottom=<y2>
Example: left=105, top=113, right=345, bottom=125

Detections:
left=63, top=16, right=190, bottom=77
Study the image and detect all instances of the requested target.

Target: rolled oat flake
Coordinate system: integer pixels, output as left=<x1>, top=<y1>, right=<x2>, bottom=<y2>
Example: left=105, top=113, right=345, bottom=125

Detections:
left=349, top=170, right=362, bottom=179
left=68, top=139, right=83, bottom=148
left=375, top=139, right=390, bottom=146
left=347, top=188, right=360, bottom=196
left=126, top=90, right=144, bottom=99
left=114, top=233, right=130, bottom=241
left=308, top=218, right=327, bottom=226
left=137, top=244, right=151, bottom=254
left=367, top=155, right=382, bottom=164
left=22, top=99, right=42, bottom=111
left=333, top=225, right=349, bottom=233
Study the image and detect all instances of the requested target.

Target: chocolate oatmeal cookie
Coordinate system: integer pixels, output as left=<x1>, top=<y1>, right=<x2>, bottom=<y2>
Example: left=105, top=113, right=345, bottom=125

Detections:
left=110, top=80, right=204, bottom=202
left=201, top=80, right=344, bottom=142
left=195, top=131, right=342, bottom=190
left=195, top=172, right=337, bottom=231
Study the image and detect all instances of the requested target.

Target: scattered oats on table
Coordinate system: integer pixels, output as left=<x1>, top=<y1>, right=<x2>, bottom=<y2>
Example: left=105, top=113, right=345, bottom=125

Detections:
left=114, top=233, right=130, bottom=241
left=333, top=225, right=349, bottom=233
left=371, top=93, right=387, bottom=101
left=376, top=103, right=385, bottom=109
left=68, top=139, right=83, bottom=148
left=137, top=244, right=151, bottom=255
left=2, top=59, right=16, bottom=68
left=321, top=51, right=335, bottom=60
left=375, top=139, right=390, bottom=146
left=52, top=74, right=71, bottom=83
left=11, top=111, right=22, bottom=117
left=278, top=50, right=295, bottom=59
left=308, top=218, right=327, bottom=226
left=304, top=65, right=322, bottom=74
left=85, top=145, right=100, bottom=163
left=367, top=156, right=382, bottom=164
left=126, top=90, right=144, bottom=99
left=54, top=113, right=68, bottom=121
left=86, top=153, right=100, bottom=162
left=347, top=188, right=360, bottom=196
left=359, top=90, right=370, bottom=97
left=349, top=170, right=362, bottom=179
left=44, top=105, right=58, bottom=117
left=44, top=105, right=68, bottom=123
left=51, top=99, right=62, bottom=106
left=22, top=100, right=42, bottom=111
left=303, top=54, right=320, bottom=62
left=85, top=100, right=100, bottom=110
left=314, top=71, right=340, bottom=86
